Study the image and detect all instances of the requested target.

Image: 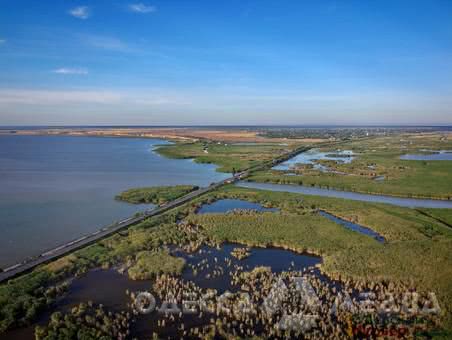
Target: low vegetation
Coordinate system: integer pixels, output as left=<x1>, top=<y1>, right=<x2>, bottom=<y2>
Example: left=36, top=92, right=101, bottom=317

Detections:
left=127, top=250, right=185, bottom=280
left=35, top=302, right=130, bottom=340
left=230, top=247, right=251, bottom=260
left=155, top=141, right=300, bottom=173
left=115, top=185, right=198, bottom=205
left=0, top=270, right=69, bottom=333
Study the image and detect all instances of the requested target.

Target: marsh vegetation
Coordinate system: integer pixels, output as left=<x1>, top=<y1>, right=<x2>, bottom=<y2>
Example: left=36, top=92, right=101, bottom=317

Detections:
left=115, top=185, right=198, bottom=205
left=249, top=133, right=452, bottom=200
left=155, top=141, right=301, bottom=173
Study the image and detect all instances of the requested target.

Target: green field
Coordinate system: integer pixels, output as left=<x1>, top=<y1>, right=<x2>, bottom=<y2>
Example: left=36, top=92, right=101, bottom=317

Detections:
left=155, top=141, right=301, bottom=173
left=249, top=133, right=452, bottom=199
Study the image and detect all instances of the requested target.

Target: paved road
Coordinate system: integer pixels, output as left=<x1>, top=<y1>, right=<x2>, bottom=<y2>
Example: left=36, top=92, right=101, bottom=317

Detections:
left=0, top=143, right=316, bottom=283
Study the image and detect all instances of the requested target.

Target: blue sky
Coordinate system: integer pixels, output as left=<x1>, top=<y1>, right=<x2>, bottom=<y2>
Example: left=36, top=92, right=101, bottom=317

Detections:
left=0, top=0, right=451, bottom=125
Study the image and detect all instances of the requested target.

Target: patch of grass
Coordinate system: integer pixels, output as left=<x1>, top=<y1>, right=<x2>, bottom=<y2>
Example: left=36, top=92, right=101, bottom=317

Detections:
left=115, top=185, right=198, bottom=205
left=128, top=250, right=185, bottom=280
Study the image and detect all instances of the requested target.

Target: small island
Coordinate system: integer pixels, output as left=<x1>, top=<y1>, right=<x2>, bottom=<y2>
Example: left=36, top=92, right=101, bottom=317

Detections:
left=115, top=185, right=199, bottom=205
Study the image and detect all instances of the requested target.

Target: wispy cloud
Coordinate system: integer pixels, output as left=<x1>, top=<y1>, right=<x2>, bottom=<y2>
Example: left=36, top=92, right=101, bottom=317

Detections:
left=0, top=89, right=122, bottom=105
left=82, top=34, right=129, bottom=51
left=52, top=68, right=88, bottom=75
left=129, top=3, right=156, bottom=13
left=68, top=6, right=90, bottom=19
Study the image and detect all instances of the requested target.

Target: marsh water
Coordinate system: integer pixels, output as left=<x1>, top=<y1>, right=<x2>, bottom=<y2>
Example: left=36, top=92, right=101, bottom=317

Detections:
left=236, top=182, right=452, bottom=208
left=318, top=211, right=385, bottom=242
left=6, top=243, right=321, bottom=339
left=273, top=148, right=354, bottom=171
left=400, top=151, right=452, bottom=161
left=0, top=135, right=230, bottom=267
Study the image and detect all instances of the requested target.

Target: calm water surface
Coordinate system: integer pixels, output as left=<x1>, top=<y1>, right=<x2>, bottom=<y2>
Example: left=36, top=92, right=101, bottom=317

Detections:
left=236, top=182, right=452, bottom=209
left=0, top=135, right=229, bottom=267
left=400, top=151, right=452, bottom=161
left=318, top=211, right=385, bottom=242
left=273, top=148, right=354, bottom=171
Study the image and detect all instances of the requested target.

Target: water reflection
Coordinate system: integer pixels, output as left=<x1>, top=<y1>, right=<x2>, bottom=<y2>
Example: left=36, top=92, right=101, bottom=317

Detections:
left=273, top=148, right=354, bottom=171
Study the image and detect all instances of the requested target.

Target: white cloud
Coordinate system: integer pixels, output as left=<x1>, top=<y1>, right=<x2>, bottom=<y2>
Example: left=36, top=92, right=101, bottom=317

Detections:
left=129, top=3, right=156, bottom=13
left=53, top=68, right=88, bottom=75
left=69, top=6, right=90, bottom=19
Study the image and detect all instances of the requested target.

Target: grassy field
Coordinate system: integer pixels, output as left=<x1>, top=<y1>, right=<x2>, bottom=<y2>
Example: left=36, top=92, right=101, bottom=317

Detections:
left=115, top=185, right=198, bottom=205
left=249, top=133, right=452, bottom=199
left=155, top=141, right=302, bottom=173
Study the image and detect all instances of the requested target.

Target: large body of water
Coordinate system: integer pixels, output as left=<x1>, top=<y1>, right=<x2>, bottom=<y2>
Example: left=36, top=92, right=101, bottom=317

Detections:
left=0, top=135, right=229, bottom=267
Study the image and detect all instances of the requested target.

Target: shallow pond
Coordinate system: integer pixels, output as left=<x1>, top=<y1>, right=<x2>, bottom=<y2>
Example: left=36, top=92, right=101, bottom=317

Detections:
left=319, top=211, right=385, bottom=242
left=273, top=148, right=354, bottom=171
left=236, top=181, right=452, bottom=209
left=197, top=199, right=279, bottom=214
left=172, top=243, right=320, bottom=293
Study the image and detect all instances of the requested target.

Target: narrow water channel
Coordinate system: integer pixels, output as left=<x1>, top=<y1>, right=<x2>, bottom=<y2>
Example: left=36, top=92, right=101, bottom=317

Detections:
left=236, top=181, right=452, bottom=209
left=318, top=210, right=385, bottom=242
